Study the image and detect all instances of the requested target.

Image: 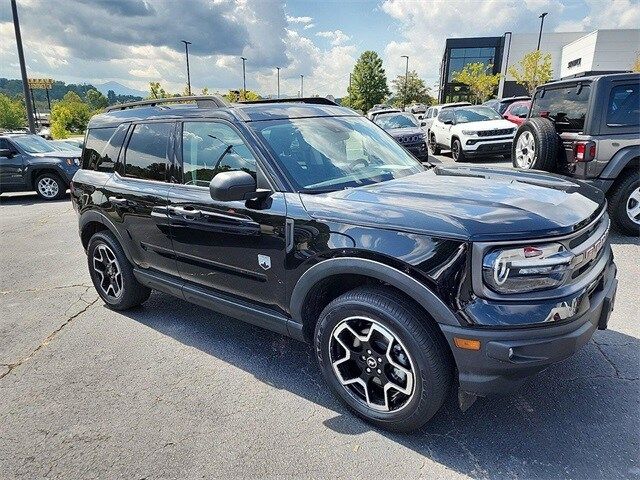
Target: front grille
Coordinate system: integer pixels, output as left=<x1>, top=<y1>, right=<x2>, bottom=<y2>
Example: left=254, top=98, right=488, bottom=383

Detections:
left=477, top=128, right=514, bottom=137
left=564, top=211, right=610, bottom=285
left=398, top=135, right=423, bottom=143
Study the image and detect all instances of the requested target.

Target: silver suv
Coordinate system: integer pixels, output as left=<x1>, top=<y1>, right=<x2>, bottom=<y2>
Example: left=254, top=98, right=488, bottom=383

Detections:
left=512, top=73, right=639, bottom=235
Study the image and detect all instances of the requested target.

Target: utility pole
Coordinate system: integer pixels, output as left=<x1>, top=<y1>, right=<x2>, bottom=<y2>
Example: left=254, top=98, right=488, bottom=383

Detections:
left=537, top=13, right=548, bottom=50
left=401, top=55, right=409, bottom=110
left=276, top=67, right=280, bottom=98
left=300, top=75, right=304, bottom=97
left=11, top=0, right=35, bottom=133
left=181, top=40, right=192, bottom=96
left=498, top=31, right=512, bottom=98
left=241, top=57, right=247, bottom=100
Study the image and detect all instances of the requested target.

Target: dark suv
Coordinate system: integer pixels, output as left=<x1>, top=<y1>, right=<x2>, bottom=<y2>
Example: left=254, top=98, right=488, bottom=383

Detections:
left=72, top=96, right=617, bottom=432
left=512, top=73, right=639, bottom=235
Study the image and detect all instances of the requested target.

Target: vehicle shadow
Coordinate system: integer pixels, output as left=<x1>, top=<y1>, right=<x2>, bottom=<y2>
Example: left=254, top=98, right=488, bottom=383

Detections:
left=0, top=192, right=70, bottom=206
left=123, top=293, right=639, bottom=479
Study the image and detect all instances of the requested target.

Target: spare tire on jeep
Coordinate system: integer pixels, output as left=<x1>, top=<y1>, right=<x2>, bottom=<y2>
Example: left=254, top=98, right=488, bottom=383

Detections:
left=512, top=117, right=559, bottom=171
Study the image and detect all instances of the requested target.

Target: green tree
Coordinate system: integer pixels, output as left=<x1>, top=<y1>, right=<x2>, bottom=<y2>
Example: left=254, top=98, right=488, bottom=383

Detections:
left=453, top=62, right=501, bottom=103
left=201, top=87, right=210, bottom=95
left=222, top=89, right=260, bottom=102
left=632, top=55, right=640, bottom=73
left=85, top=89, right=108, bottom=110
left=391, top=70, right=434, bottom=108
left=345, top=51, right=390, bottom=112
left=0, top=93, right=26, bottom=129
left=50, top=91, right=91, bottom=139
left=107, top=90, right=117, bottom=105
left=508, top=51, right=553, bottom=95
left=148, top=81, right=171, bottom=99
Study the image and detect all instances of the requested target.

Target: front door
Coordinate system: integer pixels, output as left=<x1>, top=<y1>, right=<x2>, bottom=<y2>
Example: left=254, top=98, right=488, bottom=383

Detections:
left=168, top=120, right=287, bottom=312
left=104, top=121, right=176, bottom=276
left=0, top=139, right=26, bottom=188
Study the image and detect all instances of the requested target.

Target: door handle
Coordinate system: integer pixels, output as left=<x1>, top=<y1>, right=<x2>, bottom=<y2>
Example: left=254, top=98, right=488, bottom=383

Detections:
left=169, top=206, right=203, bottom=219
left=108, top=196, right=134, bottom=207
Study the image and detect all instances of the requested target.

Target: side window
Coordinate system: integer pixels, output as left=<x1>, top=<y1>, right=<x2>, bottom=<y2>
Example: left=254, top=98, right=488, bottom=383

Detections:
left=82, top=127, right=117, bottom=171
left=124, top=123, right=172, bottom=181
left=182, top=122, right=257, bottom=186
left=0, top=139, right=17, bottom=154
left=426, top=108, right=433, bottom=118
left=438, top=110, right=452, bottom=122
left=606, top=83, right=640, bottom=127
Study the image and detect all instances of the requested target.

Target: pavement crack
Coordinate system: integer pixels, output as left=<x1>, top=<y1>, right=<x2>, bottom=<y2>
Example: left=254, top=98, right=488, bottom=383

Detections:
left=593, top=339, right=623, bottom=378
left=0, top=283, right=92, bottom=295
left=0, top=296, right=98, bottom=381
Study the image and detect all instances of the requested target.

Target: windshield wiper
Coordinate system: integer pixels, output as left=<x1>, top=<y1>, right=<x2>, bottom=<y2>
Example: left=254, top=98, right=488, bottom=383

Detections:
left=299, top=186, right=342, bottom=194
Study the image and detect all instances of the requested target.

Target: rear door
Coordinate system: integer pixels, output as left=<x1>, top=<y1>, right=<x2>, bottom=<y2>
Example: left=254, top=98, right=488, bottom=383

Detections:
left=167, top=119, right=287, bottom=312
left=104, top=121, right=177, bottom=276
left=0, top=138, right=26, bottom=188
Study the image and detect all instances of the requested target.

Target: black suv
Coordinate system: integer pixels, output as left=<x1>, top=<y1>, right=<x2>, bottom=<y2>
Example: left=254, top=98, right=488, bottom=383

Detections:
left=0, top=133, right=81, bottom=200
left=72, top=96, right=617, bottom=432
left=512, top=73, right=639, bottom=235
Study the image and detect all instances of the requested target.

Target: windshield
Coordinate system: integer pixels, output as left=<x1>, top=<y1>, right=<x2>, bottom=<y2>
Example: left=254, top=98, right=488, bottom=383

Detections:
left=375, top=113, right=418, bottom=129
left=252, top=116, right=424, bottom=192
left=454, top=106, right=502, bottom=123
left=11, top=135, right=57, bottom=153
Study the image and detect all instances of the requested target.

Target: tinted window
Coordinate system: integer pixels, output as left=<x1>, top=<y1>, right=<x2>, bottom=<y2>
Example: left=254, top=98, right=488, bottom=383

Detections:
left=510, top=103, right=530, bottom=117
left=606, top=83, right=640, bottom=127
left=182, top=122, right=257, bottom=187
left=454, top=106, right=502, bottom=123
left=530, top=84, right=591, bottom=132
left=82, top=127, right=117, bottom=171
left=124, top=123, right=171, bottom=181
left=438, top=110, right=453, bottom=122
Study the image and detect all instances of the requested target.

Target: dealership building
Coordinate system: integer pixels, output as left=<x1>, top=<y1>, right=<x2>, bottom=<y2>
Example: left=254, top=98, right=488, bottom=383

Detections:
left=438, top=29, right=640, bottom=103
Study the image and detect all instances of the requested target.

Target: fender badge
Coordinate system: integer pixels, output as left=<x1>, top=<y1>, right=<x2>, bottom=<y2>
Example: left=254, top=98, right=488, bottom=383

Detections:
left=258, top=254, right=271, bottom=270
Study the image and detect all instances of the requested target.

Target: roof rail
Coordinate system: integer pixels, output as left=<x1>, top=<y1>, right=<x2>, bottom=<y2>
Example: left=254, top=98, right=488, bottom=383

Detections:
left=104, top=95, right=229, bottom=112
left=237, top=97, right=337, bottom=106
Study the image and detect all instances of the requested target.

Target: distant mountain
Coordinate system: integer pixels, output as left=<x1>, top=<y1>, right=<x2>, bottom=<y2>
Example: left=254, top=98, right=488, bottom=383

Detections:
left=95, top=81, right=146, bottom=98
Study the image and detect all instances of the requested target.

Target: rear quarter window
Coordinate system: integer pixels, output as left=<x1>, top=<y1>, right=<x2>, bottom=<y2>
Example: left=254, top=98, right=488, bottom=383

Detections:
left=82, top=127, right=118, bottom=172
left=530, top=84, right=591, bottom=132
left=606, top=83, right=640, bottom=127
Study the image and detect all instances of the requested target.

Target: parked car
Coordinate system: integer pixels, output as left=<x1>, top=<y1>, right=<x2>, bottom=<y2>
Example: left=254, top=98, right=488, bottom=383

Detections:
left=421, top=102, right=472, bottom=132
left=72, top=95, right=616, bottom=432
left=368, top=107, right=401, bottom=121
left=0, top=133, right=81, bottom=200
left=484, top=96, right=531, bottom=114
left=429, top=105, right=516, bottom=161
left=502, top=100, right=531, bottom=126
left=367, top=104, right=396, bottom=119
left=408, top=104, right=427, bottom=119
left=373, top=111, right=429, bottom=160
left=512, top=73, right=639, bottom=235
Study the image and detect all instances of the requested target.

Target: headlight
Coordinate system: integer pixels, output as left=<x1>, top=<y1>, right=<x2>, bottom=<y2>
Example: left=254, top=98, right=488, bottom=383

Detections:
left=462, top=130, right=477, bottom=135
left=482, top=243, right=574, bottom=294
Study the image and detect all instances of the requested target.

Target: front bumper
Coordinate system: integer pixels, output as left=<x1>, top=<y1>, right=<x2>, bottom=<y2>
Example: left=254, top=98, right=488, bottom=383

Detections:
left=404, top=141, right=429, bottom=159
left=440, top=259, right=617, bottom=396
left=464, top=137, right=513, bottom=156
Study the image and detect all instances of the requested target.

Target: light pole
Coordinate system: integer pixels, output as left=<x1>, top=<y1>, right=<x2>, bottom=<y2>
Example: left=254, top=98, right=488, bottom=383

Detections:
left=300, top=75, right=304, bottom=97
left=240, top=56, right=247, bottom=100
left=498, top=31, right=512, bottom=98
left=181, top=40, right=192, bottom=96
left=11, top=0, right=35, bottom=133
left=276, top=67, right=280, bottom=98
left=537, top=13, right=548, bottom=50
left=401, top=55, right=409, bottom=109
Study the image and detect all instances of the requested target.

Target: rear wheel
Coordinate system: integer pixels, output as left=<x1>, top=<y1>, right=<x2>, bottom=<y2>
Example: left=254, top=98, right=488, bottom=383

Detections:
left=314, top=286, right=453, bottom=432
left=451, top=138, right=466, bottom=162
left=608, top=171, right=640, bottom=236
left=87, top=231, right=151, bottom=310
left=35, top=173, right=66, bottom=200
left=512, top=118, right=558, bottom=171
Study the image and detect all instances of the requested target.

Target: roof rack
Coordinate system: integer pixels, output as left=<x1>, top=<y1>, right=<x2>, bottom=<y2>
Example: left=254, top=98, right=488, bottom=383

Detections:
left=104, top=95, right=229, bottom=112
left=237, top=97, right=337, bottom=106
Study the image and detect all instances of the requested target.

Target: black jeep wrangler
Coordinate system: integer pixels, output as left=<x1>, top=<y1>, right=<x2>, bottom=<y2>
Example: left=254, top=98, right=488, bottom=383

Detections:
left=72, top=96, right=617, bottom=432
left=512, top=73, right=639, bottom=235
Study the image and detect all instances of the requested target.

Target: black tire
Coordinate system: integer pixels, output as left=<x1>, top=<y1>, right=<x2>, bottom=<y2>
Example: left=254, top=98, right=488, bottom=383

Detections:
left=607, top=171, right=640, bottom=236
left=451, top=138, right=466, bottom=162
left=428, top=133, right=441, bottom=155
left=314, top=286, right=453, bottom=432
left=34, top=172, right=66, bottom=200
left=87, top=231, right=151, bottom=310
left=511, top=117, right=558, bottom=171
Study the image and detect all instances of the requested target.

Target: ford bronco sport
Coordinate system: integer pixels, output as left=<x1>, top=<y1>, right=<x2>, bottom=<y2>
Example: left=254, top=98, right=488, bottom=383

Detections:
left=512, top=73, right=640, bottom=235
left=72, top=96, right=617, bottom=432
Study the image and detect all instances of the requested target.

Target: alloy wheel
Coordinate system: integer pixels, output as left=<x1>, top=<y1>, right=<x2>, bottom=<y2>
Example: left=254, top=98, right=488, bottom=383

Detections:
left=92, top=244, right=123, bottom=299
left=626, top=187, right=640, bottom=225
left=515, top=131, right=535, bottom=168
left=37, top=177, right=59, bottom=198
left=451, top=141, right=459, bottom=161
left=329, top=316, right=415, bottom=412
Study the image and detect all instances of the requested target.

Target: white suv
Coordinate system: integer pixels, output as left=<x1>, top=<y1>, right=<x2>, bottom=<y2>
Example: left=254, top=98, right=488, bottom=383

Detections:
left=428, top=105, right=516, bottom=162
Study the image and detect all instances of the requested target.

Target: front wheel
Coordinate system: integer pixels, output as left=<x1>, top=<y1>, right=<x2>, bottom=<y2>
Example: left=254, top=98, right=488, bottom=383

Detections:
left=314, top=287, right=453, bottom=432
left=35, top=173, right=66, bottom=200
left=451, top=138, right=466, bottom=162
left=608, top=172, right=640, bottom=236
left=428, top=133, right=441, bottom=155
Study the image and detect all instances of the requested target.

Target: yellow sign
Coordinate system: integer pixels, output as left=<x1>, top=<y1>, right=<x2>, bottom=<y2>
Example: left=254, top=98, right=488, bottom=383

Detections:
left=27, top=78, right=54, bottom=89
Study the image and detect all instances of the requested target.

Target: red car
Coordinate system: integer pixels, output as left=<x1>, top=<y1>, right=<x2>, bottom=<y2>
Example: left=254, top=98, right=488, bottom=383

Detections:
left=503, top=100, right=531, bottom=125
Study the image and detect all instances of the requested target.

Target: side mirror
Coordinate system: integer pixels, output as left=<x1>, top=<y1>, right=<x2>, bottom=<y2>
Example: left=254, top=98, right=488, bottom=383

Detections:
left=518, top=113, right=528, bottom=118
left=209, top=170, right=270, bottom=202
left=443, top=119, right=453, bottom=125
left=421, top=121, right=427, bottom=127
left=503, top=114, right=509, bottom=119
left=0, top=148, right=12, bottom=158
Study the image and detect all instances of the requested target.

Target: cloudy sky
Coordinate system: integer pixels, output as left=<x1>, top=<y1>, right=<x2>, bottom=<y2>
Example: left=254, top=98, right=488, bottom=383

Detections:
left=1, top=0, right=639, bottom=98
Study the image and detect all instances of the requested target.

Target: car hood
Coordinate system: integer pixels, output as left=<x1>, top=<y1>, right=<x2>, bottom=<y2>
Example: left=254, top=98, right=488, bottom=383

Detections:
left=387, top=127, right=424, bottom=137
left=31, top=149, right=81, bottom=159
left=457, top=119, right=515, bottom=131
left=299, top=167, right=605, bottom=241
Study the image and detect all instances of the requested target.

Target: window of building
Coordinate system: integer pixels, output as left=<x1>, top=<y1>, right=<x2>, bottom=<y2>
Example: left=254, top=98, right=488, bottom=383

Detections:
left=448, top=47, right=496, bottom=82
left=123, top=122, right=171, bottom=181
left=606, top=83, right=640, bottom=127
left=530, top=85, right=591, bottom=132
left=182, top=122, right=257, bottom=186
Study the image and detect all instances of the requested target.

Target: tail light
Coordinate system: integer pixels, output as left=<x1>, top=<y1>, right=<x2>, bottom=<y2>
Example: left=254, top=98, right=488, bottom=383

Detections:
left=574, top=141, right=596, bottom=162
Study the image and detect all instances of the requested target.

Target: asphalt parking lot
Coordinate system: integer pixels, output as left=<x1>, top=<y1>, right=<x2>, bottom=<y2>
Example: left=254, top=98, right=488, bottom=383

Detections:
left=0, top=156, right=638, bottom=479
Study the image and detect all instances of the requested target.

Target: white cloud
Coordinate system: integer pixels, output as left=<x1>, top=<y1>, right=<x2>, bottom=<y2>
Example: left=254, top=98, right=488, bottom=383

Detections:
left=286, top=15, right=313, bottom=24
left=303, top=23, right=316, bottom=30
left=316, top=30, right=351, bottom=46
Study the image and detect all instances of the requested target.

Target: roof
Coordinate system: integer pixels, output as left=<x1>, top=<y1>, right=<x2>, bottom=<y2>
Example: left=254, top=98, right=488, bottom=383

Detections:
left=437, top=102, right=472, bottom=108
left=541, top=72, right=639, bottom=88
